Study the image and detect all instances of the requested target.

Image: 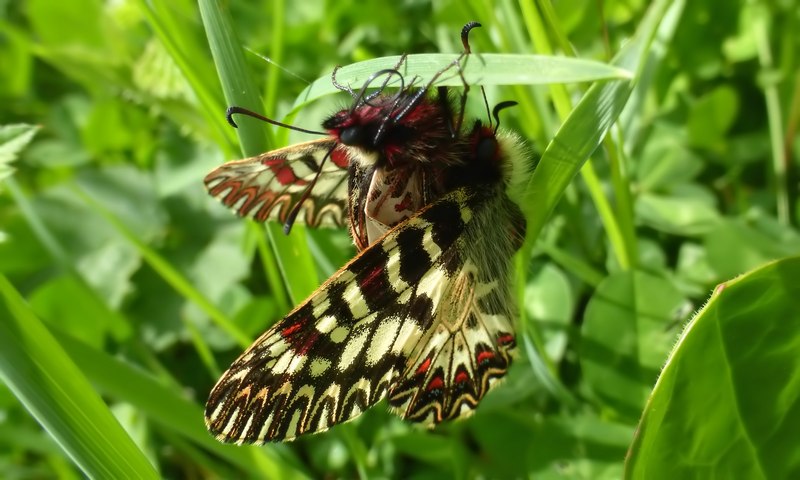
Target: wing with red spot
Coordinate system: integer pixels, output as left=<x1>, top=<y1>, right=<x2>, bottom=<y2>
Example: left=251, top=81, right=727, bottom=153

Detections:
left=204, top=183, right=521, bottom=443
left=385, top=259, right=517, bottom=424
left=204, top=138, right=351, bottom=227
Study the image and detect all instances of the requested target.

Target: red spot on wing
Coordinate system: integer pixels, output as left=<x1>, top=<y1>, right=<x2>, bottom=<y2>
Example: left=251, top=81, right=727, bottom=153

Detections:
left=427, top=376, right=444, bottom=392
left=476, top=350, right=495, bottom=365
left=281, top=321, right=304, bottom=338
left=281, top=312, right=319, bottom=355
left=455, top=371, right=469, bottom=384
left=361, top=264, right=383, bottom=288
left=262, top=157, right=307, bottom=186
left=357, top=263, right=389, bottom=303
left=415, top=357, right=432, bottom=375
left=497, top=334, right=515, bottom=347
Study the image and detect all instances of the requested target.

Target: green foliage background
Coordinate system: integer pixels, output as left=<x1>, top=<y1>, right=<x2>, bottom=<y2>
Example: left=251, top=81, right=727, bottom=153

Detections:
left=1, top=0, right=799, bottom=478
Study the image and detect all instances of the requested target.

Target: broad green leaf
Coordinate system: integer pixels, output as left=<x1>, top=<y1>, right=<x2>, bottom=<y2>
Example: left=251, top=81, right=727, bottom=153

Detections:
left=469, top=410, right=633, bottom=479
left=674, top=242, right=718, bottom=296
left=704, top=216, right=800, bottom=279
left=581, top=270, right=686, bottom=418
left=626, top=256, right=800, bottom=479
left=393, top=430, right=468, bottom=477
left=28, top=276, right=114, bottom=348
left=524, top=263, right=574, bottom=361
left=687, top=85, right=739, bottom=152
left=635, top=123, right=703, bottom=191
left=636, top=190, right=722, bottom=236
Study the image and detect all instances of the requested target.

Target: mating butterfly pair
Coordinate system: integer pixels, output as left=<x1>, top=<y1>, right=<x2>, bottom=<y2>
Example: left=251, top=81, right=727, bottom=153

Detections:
left=204, top=22, right=529, bottom=443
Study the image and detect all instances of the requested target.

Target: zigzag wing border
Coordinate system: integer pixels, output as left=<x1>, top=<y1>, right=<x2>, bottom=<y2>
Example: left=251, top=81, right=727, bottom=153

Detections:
left=204, top=138, right=349, bottom=228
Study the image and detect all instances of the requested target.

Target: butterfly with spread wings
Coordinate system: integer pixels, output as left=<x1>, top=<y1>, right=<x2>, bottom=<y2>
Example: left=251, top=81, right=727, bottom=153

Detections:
left=204, top=22, right=529, bottom=443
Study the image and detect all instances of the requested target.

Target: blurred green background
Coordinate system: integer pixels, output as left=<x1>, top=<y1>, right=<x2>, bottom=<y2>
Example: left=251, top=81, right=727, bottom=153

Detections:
left=2, top=0, right=800, bottom=478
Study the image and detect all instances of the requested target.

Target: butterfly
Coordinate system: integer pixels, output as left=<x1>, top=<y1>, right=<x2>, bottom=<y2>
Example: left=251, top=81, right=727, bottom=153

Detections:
left=203, top=22, right=529, bottom=443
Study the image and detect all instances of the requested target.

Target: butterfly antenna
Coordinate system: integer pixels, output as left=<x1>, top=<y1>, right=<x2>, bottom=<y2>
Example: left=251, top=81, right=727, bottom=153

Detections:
left=349, top=68, right=405, bottom=113
left=225, top=106, right=327, bottom=136
left=461, top=21, right=481, bottom=54
left=482, top=87, right=493, bottom=128
left=331, top=65, right=356, bottom=96
left=452, top=21, right=482, bottom=135
left=393, top=21, right=483, bottom=136
left=492, top=101, right=518, bottom=134
left=364, top=55, right=409, bottom=105
left=333, top=54, right=408, bottom=101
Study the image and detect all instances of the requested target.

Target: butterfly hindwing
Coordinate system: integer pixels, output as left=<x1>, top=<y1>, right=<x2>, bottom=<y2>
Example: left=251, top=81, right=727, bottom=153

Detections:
left=386, top=167, right=523, bottom=423
left=204, top=181, right=521, bottom=443
left=387, top=259, right=517, bottom=423
left=204, top=138, right=350, bottom=227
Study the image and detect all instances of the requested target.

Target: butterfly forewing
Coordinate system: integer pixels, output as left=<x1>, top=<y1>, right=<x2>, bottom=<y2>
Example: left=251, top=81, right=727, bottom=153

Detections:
left=204, top=138, right=350, bottom=228
left=204, top=172, right=522, bottom=442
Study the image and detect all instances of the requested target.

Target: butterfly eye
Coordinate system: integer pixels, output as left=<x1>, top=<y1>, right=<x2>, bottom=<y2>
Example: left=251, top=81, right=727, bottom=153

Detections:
left=339, top=125, right=366, bottom=147
left=475, top=136, right=498, bottom=163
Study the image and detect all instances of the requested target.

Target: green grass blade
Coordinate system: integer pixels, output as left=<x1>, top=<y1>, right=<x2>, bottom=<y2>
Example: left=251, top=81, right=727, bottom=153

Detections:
left=198, top=0, right=320, bottom=305
left=519, top=0, right=678, bottom=244
left=293, top=53, right=632, bottom=110
left=512, top=0, right=681, bottom=399
left=196, top=0, right=267, bottom=157
left=754, top=8, right=789, bottom=225
left=134, top=0, right=234, bottom=152
left=51, top=330, right=308, bottom=479
left=0, top=276, right=158, bottom=479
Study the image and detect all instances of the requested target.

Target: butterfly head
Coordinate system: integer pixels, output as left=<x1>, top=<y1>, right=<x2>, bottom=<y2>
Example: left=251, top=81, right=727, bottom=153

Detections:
left=323, top=90, right=455, bottom=169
